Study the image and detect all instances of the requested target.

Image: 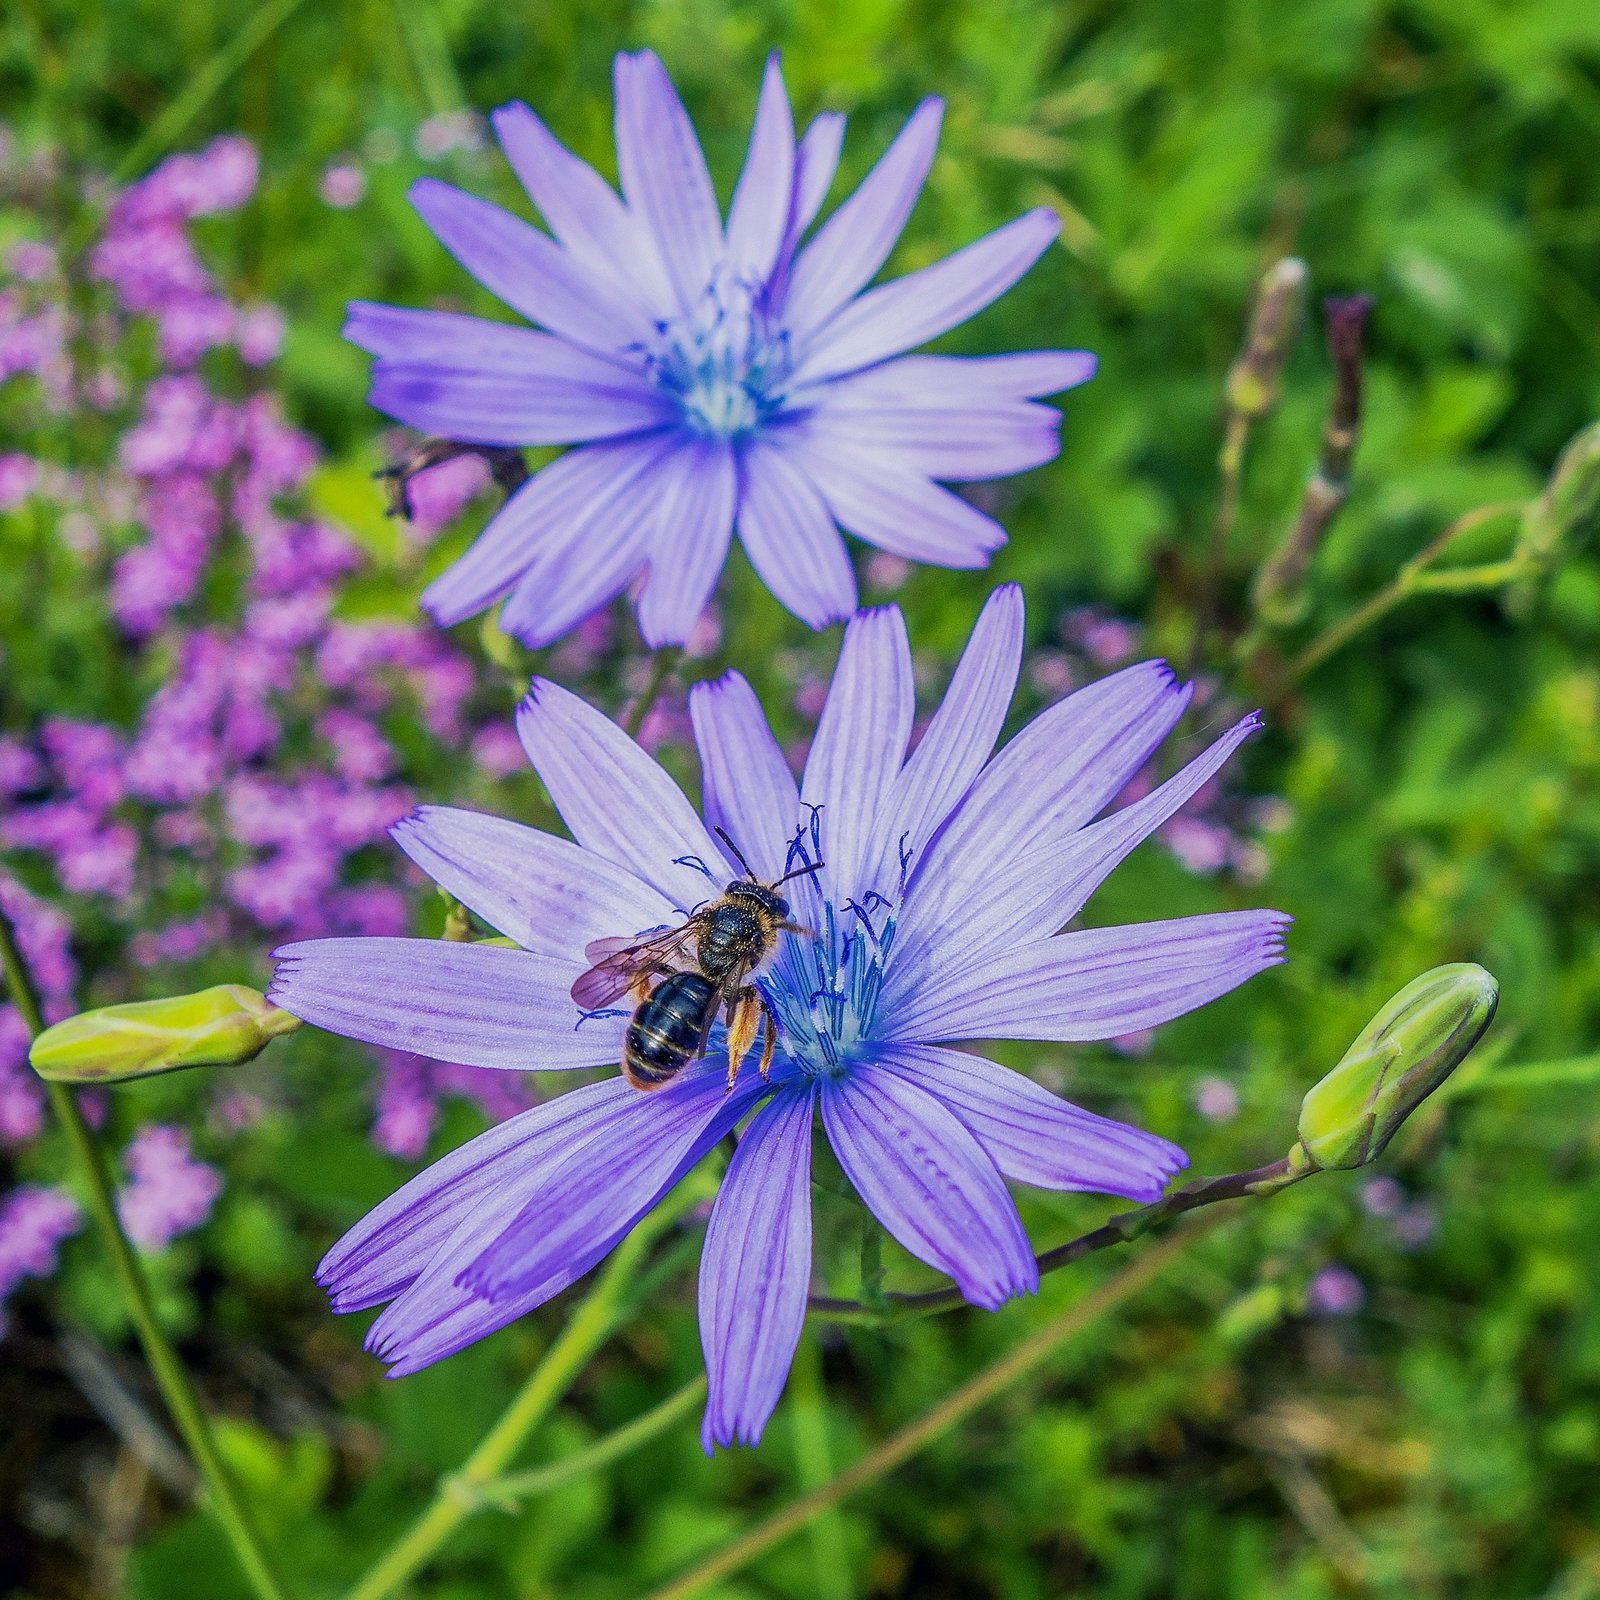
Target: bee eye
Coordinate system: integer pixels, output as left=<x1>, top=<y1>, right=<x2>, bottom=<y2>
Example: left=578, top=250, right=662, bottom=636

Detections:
left=773, top=895, right=790, bottom=919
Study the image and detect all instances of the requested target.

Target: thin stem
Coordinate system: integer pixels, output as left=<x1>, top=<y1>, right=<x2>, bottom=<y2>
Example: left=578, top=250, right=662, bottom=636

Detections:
left=1187, top=410, right=1251, bottom=679
left=1285, top=501, right=1525, bottom=680
left=476, top=1376, right=707, bottom=1508
left=0, top=901, right=288, bottom=1600
left=342, top=1183, right=701, bottom=1600
left=1188, top=258, right=1307, bottom=675
left=1250, top=296, right=1372, bottom=630
left=112, top=0, right=313, bottom=184
left=623, top=648, right=683, bottom=741
left=808, top=1156, right=1302, bottom=1326
left=641, top=1219, right=1221, bottom=1600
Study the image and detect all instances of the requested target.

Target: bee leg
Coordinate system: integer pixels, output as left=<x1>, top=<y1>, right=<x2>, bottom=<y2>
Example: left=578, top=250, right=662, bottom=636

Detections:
left=725, top=987, right=762, bottom=1091
left=777, top=921, right=816, bottom=940
left=756, top=994, right=777, bottom=1081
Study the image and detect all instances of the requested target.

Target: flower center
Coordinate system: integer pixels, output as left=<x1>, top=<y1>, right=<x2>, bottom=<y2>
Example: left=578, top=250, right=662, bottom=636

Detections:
left=638, top=269, right=792, bottom=439
left=760, top=812, right=912, bottom=1080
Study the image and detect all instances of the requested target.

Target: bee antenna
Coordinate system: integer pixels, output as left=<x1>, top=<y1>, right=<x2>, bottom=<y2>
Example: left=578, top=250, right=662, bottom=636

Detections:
left=713, top=825, right=757, bottom=882
left=774, top=859, right=826, bottom=887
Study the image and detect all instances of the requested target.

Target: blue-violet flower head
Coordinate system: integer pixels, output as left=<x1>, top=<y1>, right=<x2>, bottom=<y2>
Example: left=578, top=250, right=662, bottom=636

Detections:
left=269, top=587, right=1289, bottom=1449
left=350, top=52, right=1094, bottom=646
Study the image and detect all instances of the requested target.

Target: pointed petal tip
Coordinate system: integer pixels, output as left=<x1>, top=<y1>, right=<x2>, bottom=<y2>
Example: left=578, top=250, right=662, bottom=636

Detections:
left=489, top=97, right=533, bottom=129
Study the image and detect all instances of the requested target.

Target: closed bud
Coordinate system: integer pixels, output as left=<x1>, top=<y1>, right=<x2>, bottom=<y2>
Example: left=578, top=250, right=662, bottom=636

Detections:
left=29, top=985, right=302, bottom=1085
left=1514, top=420, right=1600, bottom=590
left=1226, top=258, right=1308, bottom=420
left=1295, top=964, right=1498, bottom=1170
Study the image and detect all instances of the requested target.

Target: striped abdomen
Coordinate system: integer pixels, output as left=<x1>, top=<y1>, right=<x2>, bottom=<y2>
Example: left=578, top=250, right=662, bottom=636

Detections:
left=623, top=972, right=717, bottom=1090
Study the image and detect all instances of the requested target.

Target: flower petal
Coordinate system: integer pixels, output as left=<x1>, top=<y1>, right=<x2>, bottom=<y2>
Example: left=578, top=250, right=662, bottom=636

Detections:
left=786, top=432, right=1006, bottom=565
left=913, top=712, right=1265, bottom=974
left=874, top=350, right=1098, bottom=400
left=689, top=671, right=800, bottom=884
left=887, top=660, right=1191, bottom=991
left=409, top=177, right=647, bottom=352
left=636, top=438, right=738, bottom=648
left=389, top=805, right=675, bottom=961
left=774, top=112, right=847, bottom=275
left=489, top=99, right=674, bottom=315
left=613, top=50, right=723, bottom=313
left=368, top=356, right=670, bottom=448
left=794, top=209, right=1061, bottom=385
left=495, top=452, right=668, bottom=648
left=801, top=606, right=915, bottom=907
left=460, top=1063, right=767, bottom=1299
left=783, top=99, right=942, bottom=337
left=725, top=55, right=795, bottom=283
left=882, top=911, right=1291, bottom=1044
left=875, top=1043, right=1186, bottom=1202
left=268, top=938, right=617, bottom=1069
left=699, top=1086, right=816, bottom=1451
left=344, top=301, right=571, bottom=365
left=365, top=1078, right=688, bottom=1375
left=736, top=438, right=858, bottom=629
left=317, top=1077, right=631, bottom=1312
left=821, top=1066, right=1037, bottom=1309
left=801, top=390, right=1062, bottom=482
left=350, top=296, right=664, bottom=446
left=515, top=676, right=729, bottom=912
left=860, top=584, right=1023, bottom=895
left=421, top=433, right=672, bottom=626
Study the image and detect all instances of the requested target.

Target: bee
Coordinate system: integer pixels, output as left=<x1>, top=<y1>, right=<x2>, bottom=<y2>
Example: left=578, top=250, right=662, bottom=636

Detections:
left=571, top=829, right=821, bottom=1092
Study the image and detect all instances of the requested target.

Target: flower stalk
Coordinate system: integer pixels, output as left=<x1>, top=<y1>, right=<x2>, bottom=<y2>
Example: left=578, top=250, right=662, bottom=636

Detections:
left=1251, top=295, right=1372, bottom=628
left=808, top=1155, right=1304, bottom=1325
left=341, top=1171, right=711, bottom=1600
left=641, top=1220, right=1220, bottom=1600
left=0, top=901, right=289, bottom=1600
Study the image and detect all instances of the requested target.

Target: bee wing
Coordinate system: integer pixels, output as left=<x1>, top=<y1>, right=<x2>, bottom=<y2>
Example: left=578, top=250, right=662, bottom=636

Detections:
left=570, top=924, right=699, bottom=1009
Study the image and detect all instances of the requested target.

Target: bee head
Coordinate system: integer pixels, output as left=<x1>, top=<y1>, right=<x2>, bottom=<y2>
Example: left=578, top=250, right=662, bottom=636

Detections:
left=727, top=881, right=788, bottom=920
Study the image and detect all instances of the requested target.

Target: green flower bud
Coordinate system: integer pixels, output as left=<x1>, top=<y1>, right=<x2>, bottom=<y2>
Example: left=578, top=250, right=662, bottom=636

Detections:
left=1517, top=420, right=1600, bottom=572
left=29, top=985, right=302, bottom=1085
left=1294, top=964, right=1498, bottom=1170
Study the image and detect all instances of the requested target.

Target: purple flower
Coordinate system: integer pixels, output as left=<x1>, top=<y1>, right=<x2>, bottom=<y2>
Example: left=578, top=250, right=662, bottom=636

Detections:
left=269, top=588, right=1288, bottom=1448
left=351, top=52, right=1093, bottom=647
left=116, top=1124, right=222, bottom=1252
left=0, top=1186, right=82, bottom=1333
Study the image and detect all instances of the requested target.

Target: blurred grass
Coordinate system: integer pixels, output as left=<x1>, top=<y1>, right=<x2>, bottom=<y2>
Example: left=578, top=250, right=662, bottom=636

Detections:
left=4, top=0, right=1600, bottom=1597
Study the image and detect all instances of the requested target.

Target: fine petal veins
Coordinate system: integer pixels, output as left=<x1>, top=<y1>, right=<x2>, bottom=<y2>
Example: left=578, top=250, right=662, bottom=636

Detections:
left=389, top=805, right=673, bottom=960
left=801, top=606, right=915, bottom=907
left=700, top=1087, right=816, bottom=1451
left=268, top=938, right=618, bottom=1070
left=515, top=676, right=727, bottom=910
left=884, top=911, right=1292, bottom=1044
left=875, top=1044, right=1186, bottom=1202
left=689, top=671, right=802, bottom=883
left=351, top=58, right=1077, bottom=645
left=822, top=1067, right=1039, bottom=1310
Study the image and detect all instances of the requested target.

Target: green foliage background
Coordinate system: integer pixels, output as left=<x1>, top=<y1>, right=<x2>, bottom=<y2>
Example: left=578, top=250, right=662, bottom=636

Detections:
left=4, top=0, right=1600, bottom=1595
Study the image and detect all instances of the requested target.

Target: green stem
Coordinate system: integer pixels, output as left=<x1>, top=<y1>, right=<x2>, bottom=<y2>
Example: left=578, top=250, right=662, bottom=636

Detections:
left=789, top=1336, right=853, bottom=1600
left=113, top=0, right=312, bottom=184
left=622, top=648, right=683, bottom=740
left=1286, top=501, right=1524, bottom=680
left=476, top=1376, right=707, bottom=1508
left=640, top=1219, right=1221, bottom=1600
left=0, top=901, right=288, bottom=1600
left=342, top=1183, right=700, bottom=1600
left=809, top=1155, right=1304, bottom=1326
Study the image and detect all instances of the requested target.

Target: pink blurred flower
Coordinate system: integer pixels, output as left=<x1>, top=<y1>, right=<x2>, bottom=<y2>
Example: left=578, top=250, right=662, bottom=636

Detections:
left=117, top=1125, right=222, bottom=1251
